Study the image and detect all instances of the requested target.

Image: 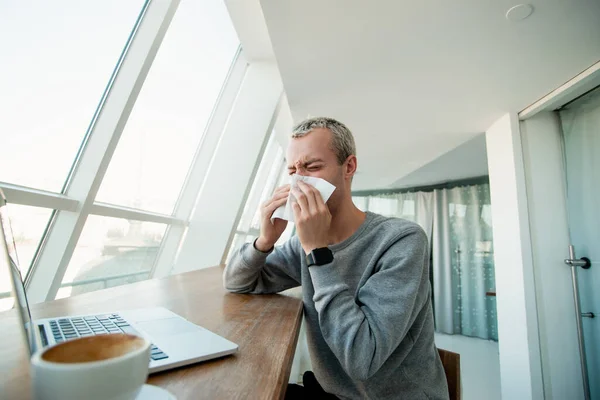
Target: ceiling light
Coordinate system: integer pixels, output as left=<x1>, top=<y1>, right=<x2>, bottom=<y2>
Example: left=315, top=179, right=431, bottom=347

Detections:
left=506, top=4, right=534, bottom=22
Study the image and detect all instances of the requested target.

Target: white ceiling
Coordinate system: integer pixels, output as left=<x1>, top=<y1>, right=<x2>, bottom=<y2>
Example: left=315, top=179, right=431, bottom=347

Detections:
left=390, top=134, right=489, bottom=189
left=227, top=0, right=600, bottom=190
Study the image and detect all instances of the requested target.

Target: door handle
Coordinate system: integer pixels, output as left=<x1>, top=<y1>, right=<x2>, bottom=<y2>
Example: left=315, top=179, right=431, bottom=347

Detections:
left=564, top=256, right=592, bottom=269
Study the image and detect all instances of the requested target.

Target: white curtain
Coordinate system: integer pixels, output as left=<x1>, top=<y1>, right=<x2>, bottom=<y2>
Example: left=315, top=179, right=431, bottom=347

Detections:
left=353, top=191, right=434, bottom=244
left=432, top=185, right=497, bottom=340
left=354, top=184, right=498, bottom=341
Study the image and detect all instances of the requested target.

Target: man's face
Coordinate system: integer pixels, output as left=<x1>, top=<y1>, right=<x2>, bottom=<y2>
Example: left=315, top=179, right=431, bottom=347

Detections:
left=286, top=128, right=352, bottom=208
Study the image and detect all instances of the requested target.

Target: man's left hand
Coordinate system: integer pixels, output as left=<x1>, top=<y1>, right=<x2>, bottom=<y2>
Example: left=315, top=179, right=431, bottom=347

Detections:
left=291, top=181, right=331, bottom=255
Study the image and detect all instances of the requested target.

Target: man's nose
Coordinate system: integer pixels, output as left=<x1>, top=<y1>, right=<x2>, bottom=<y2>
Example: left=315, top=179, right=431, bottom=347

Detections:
left=295, top=164, right=307, bottom=174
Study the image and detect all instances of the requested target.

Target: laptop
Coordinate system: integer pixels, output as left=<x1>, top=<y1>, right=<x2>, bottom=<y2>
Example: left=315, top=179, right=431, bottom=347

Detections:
left=0, top=190, right=238, bottom=373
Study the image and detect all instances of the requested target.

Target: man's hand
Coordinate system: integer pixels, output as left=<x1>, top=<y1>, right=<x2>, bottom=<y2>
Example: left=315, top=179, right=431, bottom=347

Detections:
left=291, top=181, right=331, bottom=255
left=255, top=185, right=290, bottom=252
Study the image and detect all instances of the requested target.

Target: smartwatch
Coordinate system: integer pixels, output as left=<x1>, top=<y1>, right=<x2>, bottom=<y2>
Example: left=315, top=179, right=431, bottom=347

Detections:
left=306, top=247, right=334, bottom=267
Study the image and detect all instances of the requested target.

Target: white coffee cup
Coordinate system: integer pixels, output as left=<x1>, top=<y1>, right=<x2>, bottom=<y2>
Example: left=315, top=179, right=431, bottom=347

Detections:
left=31, top=333, right=151, bottom=400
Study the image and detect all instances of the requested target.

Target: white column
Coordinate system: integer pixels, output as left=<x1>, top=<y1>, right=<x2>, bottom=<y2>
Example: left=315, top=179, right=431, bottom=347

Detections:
left=520, top=112, right=583, bottom=399
left=150, top=50, right=248, bottom=279
left=172, top=62, right=283, bottom=273
left=485, top=113, right=544, bottom=400
left=26, top=0, right=181, bottom=303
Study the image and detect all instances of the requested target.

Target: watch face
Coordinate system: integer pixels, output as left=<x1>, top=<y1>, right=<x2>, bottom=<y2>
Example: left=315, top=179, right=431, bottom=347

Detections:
left=309, top=247, right=334, bottom=266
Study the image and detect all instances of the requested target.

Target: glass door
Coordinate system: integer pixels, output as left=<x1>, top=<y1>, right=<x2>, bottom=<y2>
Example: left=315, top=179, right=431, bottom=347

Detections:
left=559, top=86, right=600, bottom=400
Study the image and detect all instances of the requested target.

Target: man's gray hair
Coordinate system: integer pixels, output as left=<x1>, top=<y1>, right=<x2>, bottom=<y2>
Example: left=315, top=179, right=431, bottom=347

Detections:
left=292, top=117, right=356, bottom=165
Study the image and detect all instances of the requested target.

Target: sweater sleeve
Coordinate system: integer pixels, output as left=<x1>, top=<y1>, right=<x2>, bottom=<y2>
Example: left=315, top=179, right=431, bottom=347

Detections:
left=308, top=227, right=429, bottom=381
left=223, top=235, right=302, bottom=294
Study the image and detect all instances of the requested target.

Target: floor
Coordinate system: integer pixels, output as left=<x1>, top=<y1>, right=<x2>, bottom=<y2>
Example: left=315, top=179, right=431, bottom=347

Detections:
left=435, top=333, right=502, bottom=400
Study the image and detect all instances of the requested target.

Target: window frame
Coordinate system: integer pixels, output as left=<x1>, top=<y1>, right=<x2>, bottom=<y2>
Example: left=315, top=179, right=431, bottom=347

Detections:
left=224, top=131, right=285, bottom=263
left=0, top=0, right=248, bottom=303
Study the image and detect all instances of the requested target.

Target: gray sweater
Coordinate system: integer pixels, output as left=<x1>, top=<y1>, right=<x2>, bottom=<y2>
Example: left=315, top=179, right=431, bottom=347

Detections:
left=223, top=212, right=449, bottom=400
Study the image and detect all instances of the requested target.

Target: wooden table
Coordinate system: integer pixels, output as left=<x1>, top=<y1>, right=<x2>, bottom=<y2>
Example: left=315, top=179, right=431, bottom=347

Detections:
left=0, top=266, right=304, bottom=399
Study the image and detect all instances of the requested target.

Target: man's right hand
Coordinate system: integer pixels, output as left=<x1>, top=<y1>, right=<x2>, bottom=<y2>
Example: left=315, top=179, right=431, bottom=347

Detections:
left=255, top=185, right=290, bottom=252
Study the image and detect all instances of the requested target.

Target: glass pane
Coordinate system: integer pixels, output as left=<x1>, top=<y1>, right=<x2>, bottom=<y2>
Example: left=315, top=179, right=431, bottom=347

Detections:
left=0, top=204, right=52, bottom=312
left=237, top=135, right=275, bottom=232
left=227, top=135, right=284, bottom=262
left=236, top=137, right=284, bottom=233
left=250, top=154, right=285, bottom=231
left=56, top=216, right=166, bottom=299
left=275, top=224, right=295, bottom=247
left=8, top=205, right=53, bottom=277
left=96, top=0, right=240, bottom=214
left=224, top=239, right=238, bottom=265
left=0, top=270, right=12, bottom=312
left=560, top=86, right=600, bottom=398
left=225, top=234, right=256, bottom=264
left=0, top=1, right=144, bottom=192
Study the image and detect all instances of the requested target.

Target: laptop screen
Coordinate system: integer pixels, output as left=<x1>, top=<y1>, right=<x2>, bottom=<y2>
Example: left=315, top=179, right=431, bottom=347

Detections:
left=0, top=190, right=38, bottom=355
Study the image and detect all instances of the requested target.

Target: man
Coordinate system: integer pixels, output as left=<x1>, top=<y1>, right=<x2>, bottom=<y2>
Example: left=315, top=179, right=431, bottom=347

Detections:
left=224, top=117, right=449, bottom=399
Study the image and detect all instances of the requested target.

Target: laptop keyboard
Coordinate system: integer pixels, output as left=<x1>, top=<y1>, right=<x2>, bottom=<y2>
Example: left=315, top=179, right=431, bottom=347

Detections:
left=47, top=313, right=169, bottom=361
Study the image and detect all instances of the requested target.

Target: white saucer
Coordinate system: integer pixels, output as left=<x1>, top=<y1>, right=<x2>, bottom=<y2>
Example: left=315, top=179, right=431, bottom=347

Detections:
left=136, top=384, right=176, bottom=400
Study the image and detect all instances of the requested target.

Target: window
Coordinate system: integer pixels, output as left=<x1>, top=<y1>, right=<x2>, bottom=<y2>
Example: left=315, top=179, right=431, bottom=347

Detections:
left=0, top=203, right=53, bottom=312
left=226, top=133, right=292, bottom=263
left=0, top=1, right=145, bottom=192
left=95, top=0, right=239, bottom=214
left=1, top=0, right=247, bottom=303
left=56, top=216, right=166, bottom=299
left=5, top=204, right=53, bottom=277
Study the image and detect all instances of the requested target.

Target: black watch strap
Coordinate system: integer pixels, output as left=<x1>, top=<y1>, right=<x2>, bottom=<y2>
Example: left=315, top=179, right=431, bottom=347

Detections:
left=306, top=247, right=334, bottom=267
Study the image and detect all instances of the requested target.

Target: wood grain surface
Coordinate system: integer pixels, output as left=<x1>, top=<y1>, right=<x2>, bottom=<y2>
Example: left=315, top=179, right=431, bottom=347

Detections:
left=438, top=348, right=461, bottom=400
left=0, top=266, right=303, bottom=400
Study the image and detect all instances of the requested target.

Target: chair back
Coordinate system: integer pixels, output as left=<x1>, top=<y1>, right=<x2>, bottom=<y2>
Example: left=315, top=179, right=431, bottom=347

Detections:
left=438, top=348, right=461, bottom=400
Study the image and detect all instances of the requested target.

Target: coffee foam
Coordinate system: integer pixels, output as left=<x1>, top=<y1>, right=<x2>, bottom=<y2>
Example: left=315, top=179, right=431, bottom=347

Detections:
left=42, top=334, right=146, bottom=364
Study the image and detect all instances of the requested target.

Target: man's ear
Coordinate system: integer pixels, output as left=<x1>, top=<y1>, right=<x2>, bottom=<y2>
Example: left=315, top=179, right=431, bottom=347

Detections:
left=344, top=155, right=358, bottom=180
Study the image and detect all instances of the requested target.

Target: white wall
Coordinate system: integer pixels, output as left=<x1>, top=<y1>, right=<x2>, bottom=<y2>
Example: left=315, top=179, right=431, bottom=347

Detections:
left=485, top=113, right=544, bottom=400
left=520, top=112, right=584, bottom=399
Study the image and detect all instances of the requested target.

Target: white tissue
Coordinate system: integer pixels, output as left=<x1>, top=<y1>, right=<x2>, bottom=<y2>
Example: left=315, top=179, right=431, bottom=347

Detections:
left=271, top=175, right=336, bottom=223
